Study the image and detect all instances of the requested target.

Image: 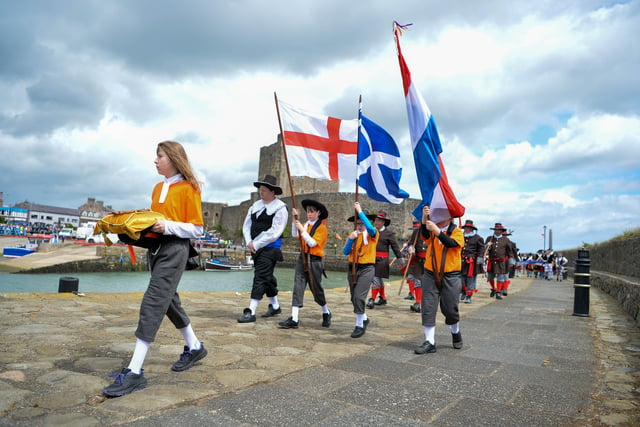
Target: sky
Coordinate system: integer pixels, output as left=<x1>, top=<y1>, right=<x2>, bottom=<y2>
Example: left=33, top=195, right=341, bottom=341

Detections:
left=1, top=0, right=639, bottom=254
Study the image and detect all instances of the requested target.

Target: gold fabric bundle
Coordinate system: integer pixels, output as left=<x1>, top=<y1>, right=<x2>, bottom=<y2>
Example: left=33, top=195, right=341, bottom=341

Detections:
left=93, top=209, right=165, bottom=246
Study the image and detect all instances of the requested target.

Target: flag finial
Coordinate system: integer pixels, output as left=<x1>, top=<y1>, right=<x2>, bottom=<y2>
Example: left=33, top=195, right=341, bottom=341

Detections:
left=393, top=21, right=413, bottom=36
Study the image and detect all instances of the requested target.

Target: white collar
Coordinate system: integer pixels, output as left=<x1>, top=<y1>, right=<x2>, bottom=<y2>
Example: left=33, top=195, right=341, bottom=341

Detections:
left=159, top=174, right=184, bottom=203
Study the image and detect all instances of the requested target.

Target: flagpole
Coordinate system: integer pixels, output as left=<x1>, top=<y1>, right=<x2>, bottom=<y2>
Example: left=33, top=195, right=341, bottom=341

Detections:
left=346, top=95, right=363, bottom=293
left=274, top=92, right=317, bottom=295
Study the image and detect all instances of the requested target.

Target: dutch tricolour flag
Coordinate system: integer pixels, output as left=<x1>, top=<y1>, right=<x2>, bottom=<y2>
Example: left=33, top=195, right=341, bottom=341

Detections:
left=394, top=23, right=465, bottom=222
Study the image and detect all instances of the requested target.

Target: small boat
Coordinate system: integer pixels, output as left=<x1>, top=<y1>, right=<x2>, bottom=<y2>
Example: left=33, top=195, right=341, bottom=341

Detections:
left=205, top=256, right=253, bottom=271
left=3, top=243, right=37, bottom=258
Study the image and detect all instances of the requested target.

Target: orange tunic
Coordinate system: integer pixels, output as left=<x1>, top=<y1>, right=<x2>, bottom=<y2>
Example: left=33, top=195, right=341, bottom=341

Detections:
left=348, top=231, right=379, bottom=264
left=298, top=221, right=328, bottom=258
left=422, top=226, right=464, bottom=273
left=151, top=181, right=203, bottom=225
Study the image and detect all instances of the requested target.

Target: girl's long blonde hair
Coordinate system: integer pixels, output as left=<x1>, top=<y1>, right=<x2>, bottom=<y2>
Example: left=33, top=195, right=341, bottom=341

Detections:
left=157, top=141, right=201, bottom=193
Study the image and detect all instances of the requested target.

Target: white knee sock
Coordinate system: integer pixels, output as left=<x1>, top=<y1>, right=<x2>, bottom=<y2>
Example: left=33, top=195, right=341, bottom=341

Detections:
left=249, top=298, right=259, bottom=314
left=322, top=304, right=330, bottom=314
left=127, top=338, right=150, bottom=374
left=449, top=322, right=460, bottom=334
left=291, top=306, right=300, bottom=322
left=424, top=326, right=435, bottom=344
left=179, top=323, right=201, bottom=351
left=269, top=296, right=279, bottom=309
left=355, top=313, right=364, bottom=327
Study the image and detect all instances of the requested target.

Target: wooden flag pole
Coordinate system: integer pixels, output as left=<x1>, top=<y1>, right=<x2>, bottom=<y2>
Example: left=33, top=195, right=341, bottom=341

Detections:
left=274, top=92, right=316, bottom=295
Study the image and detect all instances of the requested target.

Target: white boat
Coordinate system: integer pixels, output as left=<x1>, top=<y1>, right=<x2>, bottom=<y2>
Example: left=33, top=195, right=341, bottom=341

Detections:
left=204, top=256, right=253, bottom=271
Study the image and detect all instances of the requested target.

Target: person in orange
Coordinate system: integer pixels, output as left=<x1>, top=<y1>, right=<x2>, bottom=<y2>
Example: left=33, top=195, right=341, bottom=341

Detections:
left=103, top=141, right=207, bottom=397
left=401, top=220, right=427, bottom=313
left=343, top=201, right=378, bottom=338
left=414, top=205, right=465, bottom=354
left=279, top=199, right=332, bottom=329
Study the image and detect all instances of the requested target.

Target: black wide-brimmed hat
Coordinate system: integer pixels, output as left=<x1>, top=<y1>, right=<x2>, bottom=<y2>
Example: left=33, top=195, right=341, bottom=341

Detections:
left=462, top=220, right=478, bottom=230
left=301, top=199, right=328, bottom=220
left=347, top=212, right=377, bottom=223
left=374, top=211, right=391, bottom=226
left=253, top=174, right=282, bottom=195
left=490, top=222, right=507, bottom=231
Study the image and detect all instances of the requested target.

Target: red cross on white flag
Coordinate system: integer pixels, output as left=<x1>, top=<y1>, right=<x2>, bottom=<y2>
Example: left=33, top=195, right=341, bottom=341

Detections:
left=278, top=100, right=358, bottom=182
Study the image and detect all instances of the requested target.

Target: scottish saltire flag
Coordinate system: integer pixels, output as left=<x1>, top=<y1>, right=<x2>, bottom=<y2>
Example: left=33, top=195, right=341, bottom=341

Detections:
left=278, top=99, right=358, bottom=182
left=357, top=114, right=409, bottom=204
left=393, top=22, right=465, bottom=222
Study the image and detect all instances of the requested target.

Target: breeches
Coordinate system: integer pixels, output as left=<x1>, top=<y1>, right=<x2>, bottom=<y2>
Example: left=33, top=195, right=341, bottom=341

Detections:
left=136, top=239, right=190, bottom=342
left=291, top=255, right=326, bottom=307
left=421, top=271, right=461, bottom=327
left=250, top=247, right=282, bottom=300
left=347, top=264, right=374, bottom=314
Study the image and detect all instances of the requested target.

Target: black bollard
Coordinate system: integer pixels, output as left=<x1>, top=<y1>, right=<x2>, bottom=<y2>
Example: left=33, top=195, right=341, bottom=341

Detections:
left=59, top=276, right=79, bottom=293
left=572, top=249, right=590, bottom=317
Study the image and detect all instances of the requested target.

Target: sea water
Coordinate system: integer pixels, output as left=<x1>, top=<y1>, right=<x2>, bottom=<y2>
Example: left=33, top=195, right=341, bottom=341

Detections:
left=0, top=268, right=402, bottom=294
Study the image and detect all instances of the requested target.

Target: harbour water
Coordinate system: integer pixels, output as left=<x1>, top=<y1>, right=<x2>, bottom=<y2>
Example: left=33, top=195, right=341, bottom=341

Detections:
left=0, top=268, right=403, bottom=294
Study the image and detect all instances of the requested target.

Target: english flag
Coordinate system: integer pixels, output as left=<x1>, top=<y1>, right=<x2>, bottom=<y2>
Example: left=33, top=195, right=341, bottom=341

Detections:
left=393, top=22, right=465, bottom=222
left=278, top=99, right=358, bottom=182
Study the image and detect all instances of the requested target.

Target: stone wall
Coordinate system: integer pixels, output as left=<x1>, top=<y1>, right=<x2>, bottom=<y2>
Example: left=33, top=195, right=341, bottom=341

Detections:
left=563, top=231, right=640, bottom=327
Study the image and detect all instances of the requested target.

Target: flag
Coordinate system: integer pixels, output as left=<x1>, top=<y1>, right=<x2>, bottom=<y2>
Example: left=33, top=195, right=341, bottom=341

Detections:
left=393, top=22, right=465, bottom=222
left=357, top=114, right=409, bottom=204
left=278, top=99, right=358, bottom=182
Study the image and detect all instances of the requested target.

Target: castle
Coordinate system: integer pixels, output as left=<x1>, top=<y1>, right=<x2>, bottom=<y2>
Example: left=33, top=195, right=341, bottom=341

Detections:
left=203, top=139, right=422, bottom=249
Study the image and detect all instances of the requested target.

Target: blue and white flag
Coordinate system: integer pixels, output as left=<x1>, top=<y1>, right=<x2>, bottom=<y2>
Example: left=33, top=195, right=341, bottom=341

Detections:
left=357, top=114, right=410, bottom=204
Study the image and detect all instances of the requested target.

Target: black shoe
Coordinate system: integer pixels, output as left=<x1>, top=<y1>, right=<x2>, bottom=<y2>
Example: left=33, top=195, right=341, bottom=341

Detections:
left=410, top=302, right=421, bottom=312
left=464, top=296, right=472, bottom=304
left=261, top=304, right=282, bottom=318
left=374, top=298, right=387, bottom=306
left=452, top=332, right=463, bottom=349
left=460, top=293, right=466, bottom=301
left=404, top=294, right=415, bottom=300
left=278, top=317, right=299, bottom=329
left=363, top=318, right=370, bottom=331
left=351, top=326, right=365, bottom=338
left=490, top=290, right=496, bottom=297
left=366, top=298, right=375, bottom=309
left=172, top=344, right=208, bottom=372
left=495, top=291, right=503, bottom=300
left=237, top=308, right=256, bottom=323
left=103, top=368, right=147, bottom=397
left=414, top=341, right=436, bottom=354
left=502, top=290, right=508, bottom=296
left=321, top=312, right=332, bottom=328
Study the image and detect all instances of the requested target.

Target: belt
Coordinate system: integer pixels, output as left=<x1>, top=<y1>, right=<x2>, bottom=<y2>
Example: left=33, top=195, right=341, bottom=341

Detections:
left=375, top=252, right=389, bottom=258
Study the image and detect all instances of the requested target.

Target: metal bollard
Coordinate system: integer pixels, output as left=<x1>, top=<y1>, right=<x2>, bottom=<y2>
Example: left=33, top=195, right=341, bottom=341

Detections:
left=572, top=249, right=590, bottom=317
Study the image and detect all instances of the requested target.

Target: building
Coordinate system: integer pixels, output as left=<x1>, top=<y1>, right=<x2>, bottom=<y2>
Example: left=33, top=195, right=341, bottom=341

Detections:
left=13, top=201, right=80, bottom=232
left=77, top=198, right=115, bottom=226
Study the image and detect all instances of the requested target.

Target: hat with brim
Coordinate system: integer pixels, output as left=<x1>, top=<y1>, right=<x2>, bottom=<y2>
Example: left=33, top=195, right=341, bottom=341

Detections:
left=462, top=220, right=477, bottom=230
left=374, top=211, right=391, bottom=226
left=301, top=199, right=328, bottom=220
left=347, top=213, right=377, bottom=223
left=253, top=174, right=282, bottom=195
left=490, top=222, right=507, bottom=231
left=409, top=220, right=421, bottom=230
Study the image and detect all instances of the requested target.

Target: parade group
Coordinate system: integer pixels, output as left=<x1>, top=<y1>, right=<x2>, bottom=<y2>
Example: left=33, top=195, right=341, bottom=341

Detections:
left=102, top=141, right=569, bottom=397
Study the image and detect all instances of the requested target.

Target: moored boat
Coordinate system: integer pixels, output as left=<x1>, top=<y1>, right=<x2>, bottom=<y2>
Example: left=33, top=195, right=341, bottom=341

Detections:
left=204, top=256, right=253, bottom=271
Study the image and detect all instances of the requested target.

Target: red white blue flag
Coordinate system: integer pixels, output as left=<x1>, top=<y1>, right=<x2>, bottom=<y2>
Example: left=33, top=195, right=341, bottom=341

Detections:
left=393, top=22, right=465, bottom=222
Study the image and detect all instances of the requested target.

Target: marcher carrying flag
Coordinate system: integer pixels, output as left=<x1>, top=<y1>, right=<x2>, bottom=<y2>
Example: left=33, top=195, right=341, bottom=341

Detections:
left=393, top=21, right=465, bottom=222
